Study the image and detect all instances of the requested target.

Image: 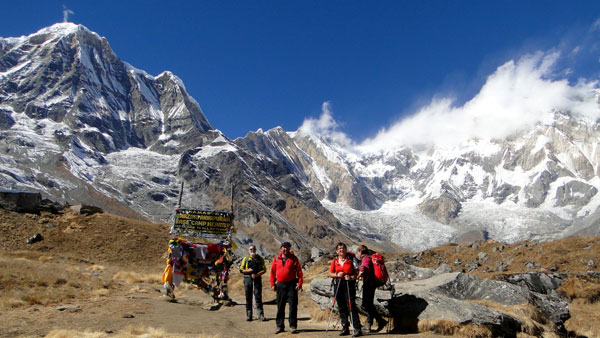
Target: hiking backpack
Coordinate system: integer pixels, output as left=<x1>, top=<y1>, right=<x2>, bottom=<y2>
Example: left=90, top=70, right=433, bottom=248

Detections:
left=371, top=252, right=389, bottom=287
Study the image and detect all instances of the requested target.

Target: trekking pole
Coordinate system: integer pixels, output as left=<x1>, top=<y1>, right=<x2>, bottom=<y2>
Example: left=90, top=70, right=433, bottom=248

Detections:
left=326, top=278, right=343, bottom=333
left=347, top=279, right=356, bottom=337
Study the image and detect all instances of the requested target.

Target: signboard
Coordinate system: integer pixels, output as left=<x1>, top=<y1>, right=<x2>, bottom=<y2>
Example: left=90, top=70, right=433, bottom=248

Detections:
left=171, top=209, right=233, bottom=239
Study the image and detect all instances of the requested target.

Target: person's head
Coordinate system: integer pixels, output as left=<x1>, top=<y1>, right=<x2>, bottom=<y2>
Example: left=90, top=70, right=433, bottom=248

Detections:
left=280, top=241, right=292, bottom=255
left=358, top=244, right=369, bottom=257
left=335, top=242, right=347, bottom=257
left=248, top=245, right=257, bottom=257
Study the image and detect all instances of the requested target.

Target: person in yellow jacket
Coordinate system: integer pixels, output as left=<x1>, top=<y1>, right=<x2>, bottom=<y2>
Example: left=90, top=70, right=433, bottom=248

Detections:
left=240, top=245, right=267, bottom=321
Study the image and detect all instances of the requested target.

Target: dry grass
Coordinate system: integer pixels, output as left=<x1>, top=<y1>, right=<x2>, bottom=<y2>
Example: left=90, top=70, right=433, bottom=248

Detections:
left=409, top=236, right=600, bottom=279
left=46, top=325, right=222, bottom=338
left=559, top=275, right=600, bottom=337
left=565, top=298, right=600, bottom=338
left=112, top=271, right=161, bottom=284
left=0, top=252, right=108, bottom=309
left=559, top=277, right=600, bottom=302
left=417, top=319, right=493, bottom=337
left=418, top=319, right=461, bottom=335
left=0, top=297, right=27, bottom=308
left=90, top=288, right=111, bottom=298
left=455, top=323, right=494, bottom=338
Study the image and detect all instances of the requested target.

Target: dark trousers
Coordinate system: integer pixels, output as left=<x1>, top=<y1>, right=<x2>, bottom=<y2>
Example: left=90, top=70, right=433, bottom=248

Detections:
left=362, top=281, right=383, bottom=325
left=244, top=276, right=263, bottom=315
left=335, top=279, right=361, bottom=330
left=275, top=280, right=298, bottom=329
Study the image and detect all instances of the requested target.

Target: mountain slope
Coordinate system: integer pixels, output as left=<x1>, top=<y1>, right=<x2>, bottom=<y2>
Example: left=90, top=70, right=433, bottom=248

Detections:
left=0, top=23, right=389, bottom=256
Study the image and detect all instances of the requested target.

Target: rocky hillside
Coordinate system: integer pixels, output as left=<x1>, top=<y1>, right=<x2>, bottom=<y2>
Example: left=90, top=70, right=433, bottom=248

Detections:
left=2, top=205, right=598, bottom=337
left=309, top=235, right=600, bottom=337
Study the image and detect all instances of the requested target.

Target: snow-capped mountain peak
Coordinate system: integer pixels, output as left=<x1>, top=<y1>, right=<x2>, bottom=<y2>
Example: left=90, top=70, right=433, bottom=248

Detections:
left=2, top=24, right=600, bottom=254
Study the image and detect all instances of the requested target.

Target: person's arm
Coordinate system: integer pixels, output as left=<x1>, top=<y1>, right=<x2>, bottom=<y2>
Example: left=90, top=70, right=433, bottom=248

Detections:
left=357, top=257, right=364, bottom=280
left=295, top=256, right=303, bottom=290
left=256, top=256, right=266, bottom=277
left=270, top=258, right=277, bottom=290
left=328, top=259, right=339, bottom=278
left=239, top=257, right=247, bottom=274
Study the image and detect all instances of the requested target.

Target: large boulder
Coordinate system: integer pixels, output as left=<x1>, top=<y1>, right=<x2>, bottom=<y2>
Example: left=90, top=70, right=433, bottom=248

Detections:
left=385, top=260, right=442, bottom=281
left=496, top=272, right=568, bottom=327
left=496, top=272, right=564, bottom=296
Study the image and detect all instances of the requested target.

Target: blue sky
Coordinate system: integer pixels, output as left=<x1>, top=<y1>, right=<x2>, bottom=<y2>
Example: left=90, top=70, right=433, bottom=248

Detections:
left=2, top=1, right=600, bottom=142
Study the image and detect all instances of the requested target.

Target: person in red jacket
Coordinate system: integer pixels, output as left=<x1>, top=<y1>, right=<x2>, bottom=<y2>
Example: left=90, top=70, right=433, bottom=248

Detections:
left=329, top=242, right=362, bottom=336
left=270, top=241, right=303, bottom=334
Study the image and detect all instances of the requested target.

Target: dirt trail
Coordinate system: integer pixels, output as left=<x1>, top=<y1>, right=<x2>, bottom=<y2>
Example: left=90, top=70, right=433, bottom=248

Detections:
left=0, top=279, right=439, bottom=337
left=142, top=289, right=440, bottom=337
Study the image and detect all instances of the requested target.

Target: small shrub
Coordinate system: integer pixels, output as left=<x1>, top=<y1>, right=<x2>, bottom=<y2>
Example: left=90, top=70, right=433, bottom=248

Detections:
left=456, top=323, right=493, bottom=338
left=418, top=319, right=460, bottom=335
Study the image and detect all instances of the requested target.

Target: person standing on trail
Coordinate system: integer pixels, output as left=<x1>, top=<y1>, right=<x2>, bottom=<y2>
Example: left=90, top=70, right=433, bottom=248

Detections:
left=329, top=242, right=362, bottom=337
left=270, top=241, right=303, bottom=334
left=240, top=244, right=267, bottom=321
left=357, top=245, right=387, bottom=333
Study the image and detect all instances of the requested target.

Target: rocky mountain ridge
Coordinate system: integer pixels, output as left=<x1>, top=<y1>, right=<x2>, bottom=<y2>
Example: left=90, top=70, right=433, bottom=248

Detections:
left=2, top=23, right=600, bottom=254
left=269, top=109, right=600, bottom=250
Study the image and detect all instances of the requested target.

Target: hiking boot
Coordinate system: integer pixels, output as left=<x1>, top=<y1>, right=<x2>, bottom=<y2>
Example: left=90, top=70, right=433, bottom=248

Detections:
left=352, top=330, right=363, bottom=337
left=258, top=313, right=266, bottom=321
left=275, top=327, right=284, bottom=334
left=246, top=310, right=252, bottom=321
left=339, top=326, right=350, bottom=336
left=375, top=319, right=388, bottom=332
left=362, top=322, right=372, bottom=333
left=291, top=327, right=299, bottom=334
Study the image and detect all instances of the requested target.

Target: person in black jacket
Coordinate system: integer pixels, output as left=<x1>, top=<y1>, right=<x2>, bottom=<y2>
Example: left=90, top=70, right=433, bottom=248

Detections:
left=240, top=245, right=267, bottom=321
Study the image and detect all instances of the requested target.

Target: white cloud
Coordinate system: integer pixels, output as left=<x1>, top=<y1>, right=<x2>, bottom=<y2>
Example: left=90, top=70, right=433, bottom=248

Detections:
left=298, top=101, right=355, bottom=148
left=63, top=6, right=75, bottom=23
left=342, top=51, right=597, bottom=154
left=299, top=28, right=600, bottom=156
left=592, top=18, right=600, bottom=32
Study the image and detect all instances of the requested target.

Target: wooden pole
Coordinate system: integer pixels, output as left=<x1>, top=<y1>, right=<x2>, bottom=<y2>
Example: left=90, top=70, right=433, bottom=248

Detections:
left=230, top=184, right=234, bottom=215
left=177, top=181, right=184, bottom=208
